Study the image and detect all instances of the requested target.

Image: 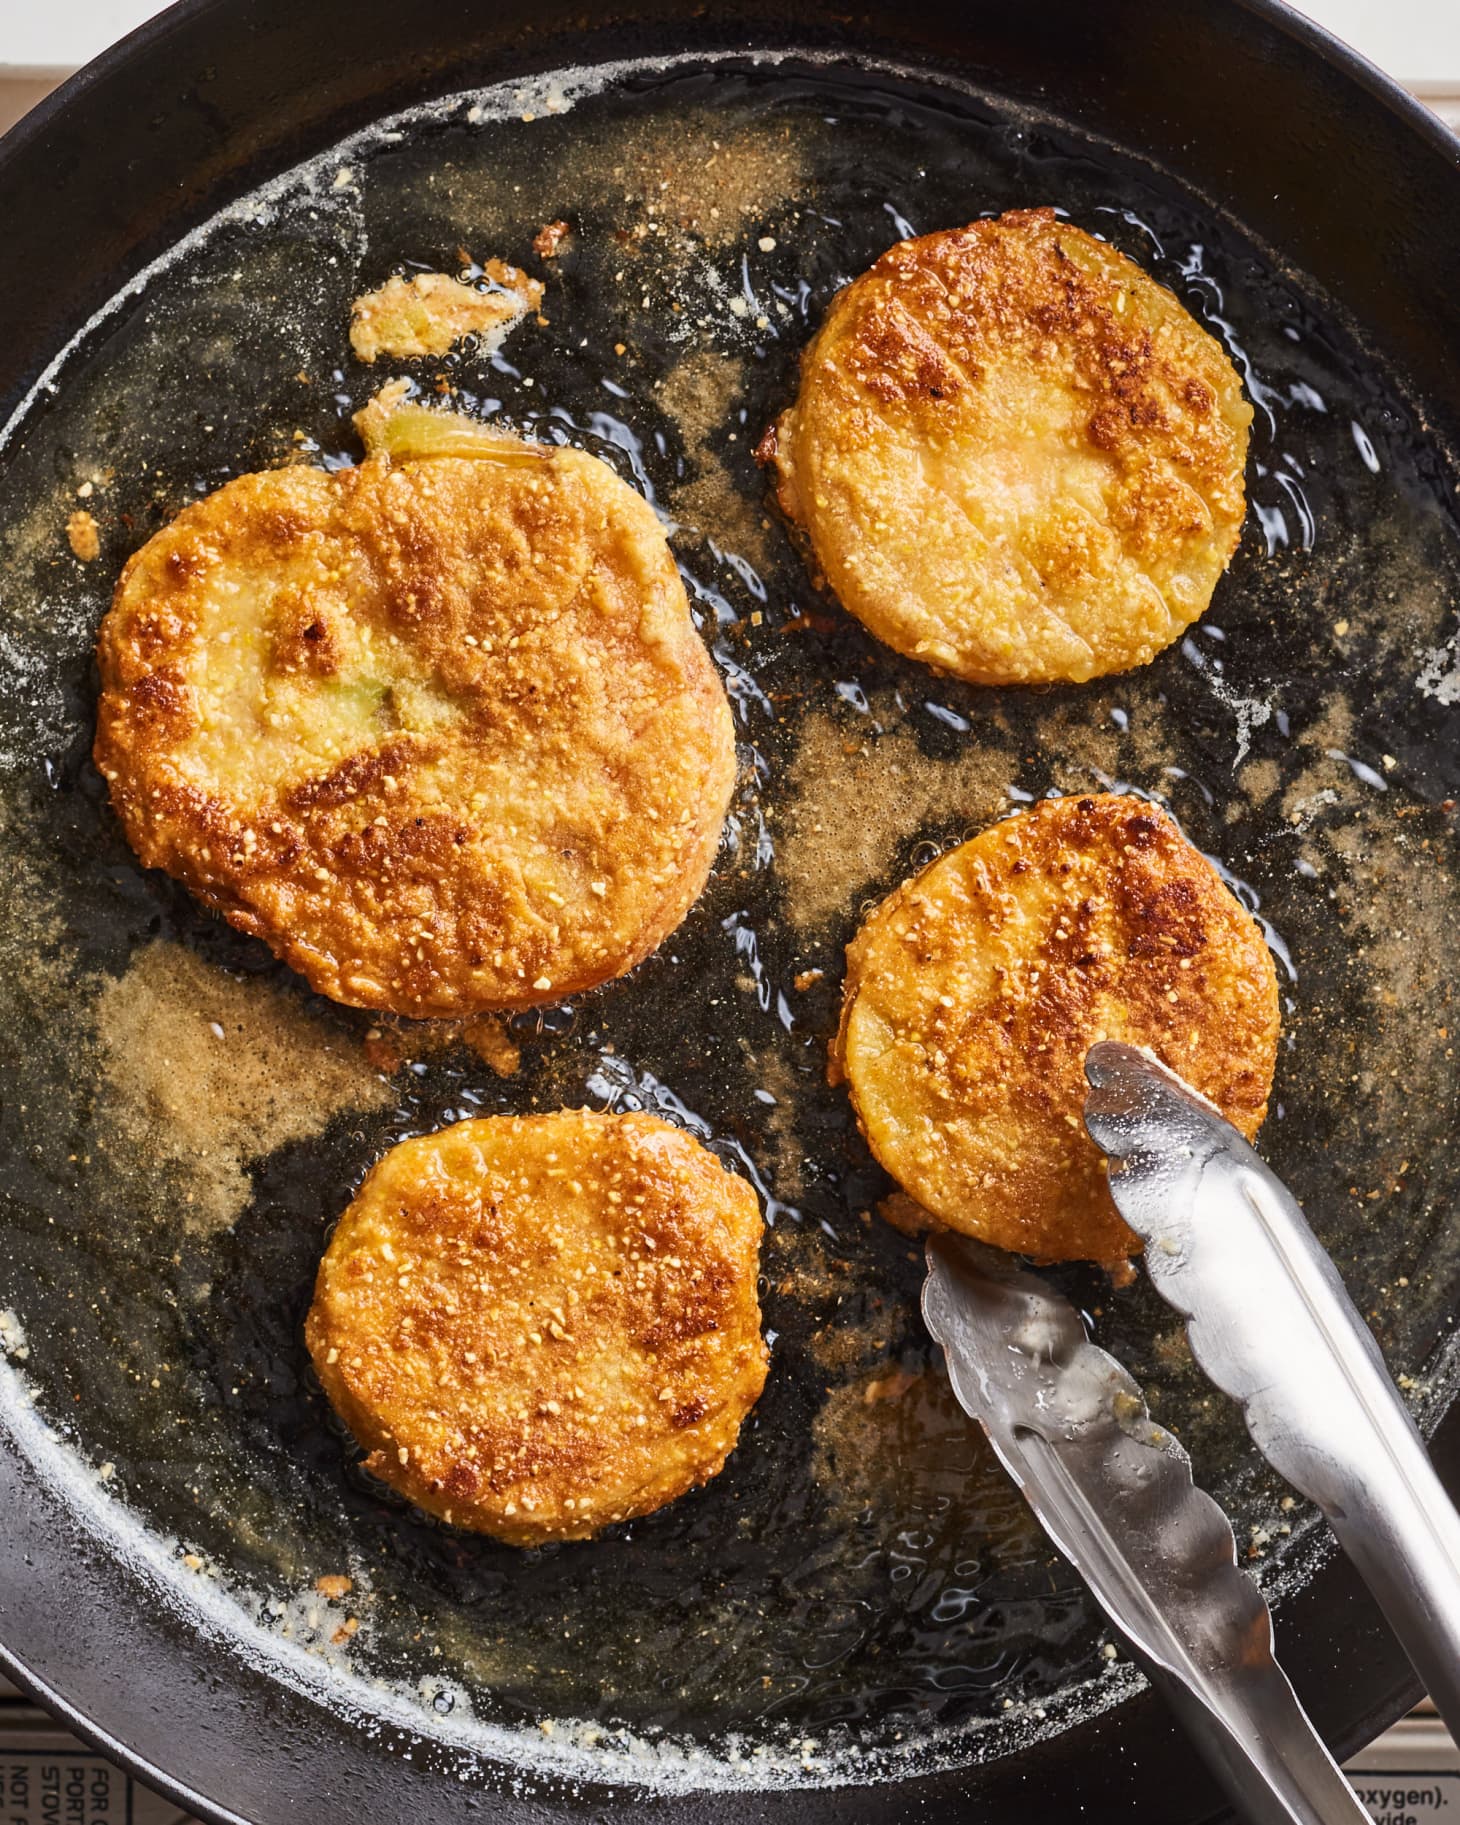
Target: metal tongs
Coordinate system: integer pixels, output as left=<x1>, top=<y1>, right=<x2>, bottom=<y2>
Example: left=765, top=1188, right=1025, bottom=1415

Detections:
left=922, top=1041, right=1460, bottom=1825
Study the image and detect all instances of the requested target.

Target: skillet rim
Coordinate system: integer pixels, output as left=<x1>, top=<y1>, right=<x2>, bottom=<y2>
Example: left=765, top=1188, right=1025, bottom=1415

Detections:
left=0, top=0, right=1453, bottom=1818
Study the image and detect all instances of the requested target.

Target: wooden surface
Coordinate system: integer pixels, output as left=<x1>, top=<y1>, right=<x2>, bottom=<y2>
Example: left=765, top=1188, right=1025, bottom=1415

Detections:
left=0, top=69, right=68, bottom=135
left=1414, top=85, right=1460, bottom=130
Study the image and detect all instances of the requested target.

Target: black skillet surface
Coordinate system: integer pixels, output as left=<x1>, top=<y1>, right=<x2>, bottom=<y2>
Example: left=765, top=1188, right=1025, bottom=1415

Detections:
left=1, top=2, right=1460, bottom=1821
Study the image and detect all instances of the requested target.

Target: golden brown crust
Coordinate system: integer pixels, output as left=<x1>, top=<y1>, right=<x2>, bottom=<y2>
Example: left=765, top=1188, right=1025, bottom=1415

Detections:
left=832, top=794, right=1280, bottom=1264
left=304, top=1111, right=768, bottom=1544
left=94, top=424, right=736, bottom=1018
left=761, top=209, right=1252, bottom=685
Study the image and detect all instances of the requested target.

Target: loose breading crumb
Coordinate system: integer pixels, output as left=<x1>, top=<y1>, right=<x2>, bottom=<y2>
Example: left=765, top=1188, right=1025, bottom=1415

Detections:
left=533, top=219, right=571, bottom=259
left=0, top=1310, right=29, bottom=1361
left=350, top=262, right=545, bottom=363
left=462, top=1014, right=521, bottom=1078
left=67, top=509, right=100, bottom=561
left=92, top=940, right=390, bottom=1237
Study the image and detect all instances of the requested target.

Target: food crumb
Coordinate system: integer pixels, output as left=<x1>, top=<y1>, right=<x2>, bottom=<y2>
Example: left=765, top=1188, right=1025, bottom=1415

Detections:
left=0, top=1310, right=29, bottom=1361
left=363, top=1012, right=520, bottom=1078
left=350, top=263, right=544, bottom=363
left=67, top=509, right=100, bottom=561
left=780, top=710, right=1008, bottom=931
left=93, top=941, right=390, bottom=1236
left=534, top=219, right=571, bottom=258
left=861, top=1369, right=918, bottom=1405
left=315, top=1574, right=353, bottom=1599
left=463, top=1014, right=521, bottom=1078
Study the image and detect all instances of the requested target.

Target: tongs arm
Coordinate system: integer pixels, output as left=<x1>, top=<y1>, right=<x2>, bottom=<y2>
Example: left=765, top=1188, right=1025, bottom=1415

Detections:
left=1085, top=1040, right=1460, bottom=1743
left=923, top=1236, right=1370, bottom=1825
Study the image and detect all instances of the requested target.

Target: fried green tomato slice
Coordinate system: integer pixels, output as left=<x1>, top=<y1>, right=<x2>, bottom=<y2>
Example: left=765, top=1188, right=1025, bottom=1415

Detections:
left=759, top=208, right=1252, bottom=685
left=95, top=406, right=735, bottom=1017
left=832, top=795, right=1279, bottom=1266
left=305, top=1110, right=768, bottom=1545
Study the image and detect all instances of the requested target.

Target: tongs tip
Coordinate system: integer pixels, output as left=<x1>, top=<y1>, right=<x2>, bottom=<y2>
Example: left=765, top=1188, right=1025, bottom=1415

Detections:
left=1082, top=1040, right=1227, bottom=1171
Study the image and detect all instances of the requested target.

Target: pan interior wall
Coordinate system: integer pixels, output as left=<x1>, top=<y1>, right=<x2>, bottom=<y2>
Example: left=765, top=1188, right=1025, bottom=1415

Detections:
left=1, top=53, right=1458, bottom=1786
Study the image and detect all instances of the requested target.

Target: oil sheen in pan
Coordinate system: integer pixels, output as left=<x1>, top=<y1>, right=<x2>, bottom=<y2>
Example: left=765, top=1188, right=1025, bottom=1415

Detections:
left=1, top=49, right=1460, bottom=1793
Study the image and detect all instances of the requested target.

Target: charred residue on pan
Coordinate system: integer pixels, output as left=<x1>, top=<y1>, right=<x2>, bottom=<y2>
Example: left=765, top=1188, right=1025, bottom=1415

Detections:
left=0, top=54, right=1458, bottom=1784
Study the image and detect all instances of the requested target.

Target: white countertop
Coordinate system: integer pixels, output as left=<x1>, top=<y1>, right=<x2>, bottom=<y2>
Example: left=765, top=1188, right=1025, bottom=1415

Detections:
left=1286, top=0, right=1460, bottom=85
left=2, top=0, right=1460, bottom=87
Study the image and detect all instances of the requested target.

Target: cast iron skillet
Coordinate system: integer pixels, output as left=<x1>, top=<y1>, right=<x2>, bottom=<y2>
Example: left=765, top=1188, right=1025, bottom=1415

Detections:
left=0, top=2, right=1458, bottom=1821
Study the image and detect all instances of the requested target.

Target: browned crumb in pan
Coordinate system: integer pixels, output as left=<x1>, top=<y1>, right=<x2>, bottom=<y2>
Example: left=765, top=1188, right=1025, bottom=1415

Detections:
left=777, top=709, right=1012, bottom=933
left=659, top=347, right=779, bottom=574
left=67, top=508, right=100, bottom=561
left=349, top=261, right=544, bottom=363
left=533, top=220, right=571, bottom=259
left=93, top=941, right=389, bottom=1236
left=811, top=1364, right=1044, bottom=1570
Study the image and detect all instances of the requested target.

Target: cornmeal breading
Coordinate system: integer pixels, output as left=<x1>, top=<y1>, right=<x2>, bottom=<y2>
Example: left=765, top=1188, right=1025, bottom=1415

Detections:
left=349, top=262, right=544, bottom=363
left=68, top=508, right=100, bottom=561
left=759, top=209, right=1252, bottom=685
left=94, top=408, right=736, bottom=1017
left=305, top=1111, right=768, bottom=1544
left=832, top=795, right=1279, bottom=1265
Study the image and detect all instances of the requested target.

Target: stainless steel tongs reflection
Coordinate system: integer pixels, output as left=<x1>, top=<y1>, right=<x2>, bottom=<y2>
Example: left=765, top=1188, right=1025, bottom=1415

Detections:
left=922, top=1041, right=1460, bottom=1825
